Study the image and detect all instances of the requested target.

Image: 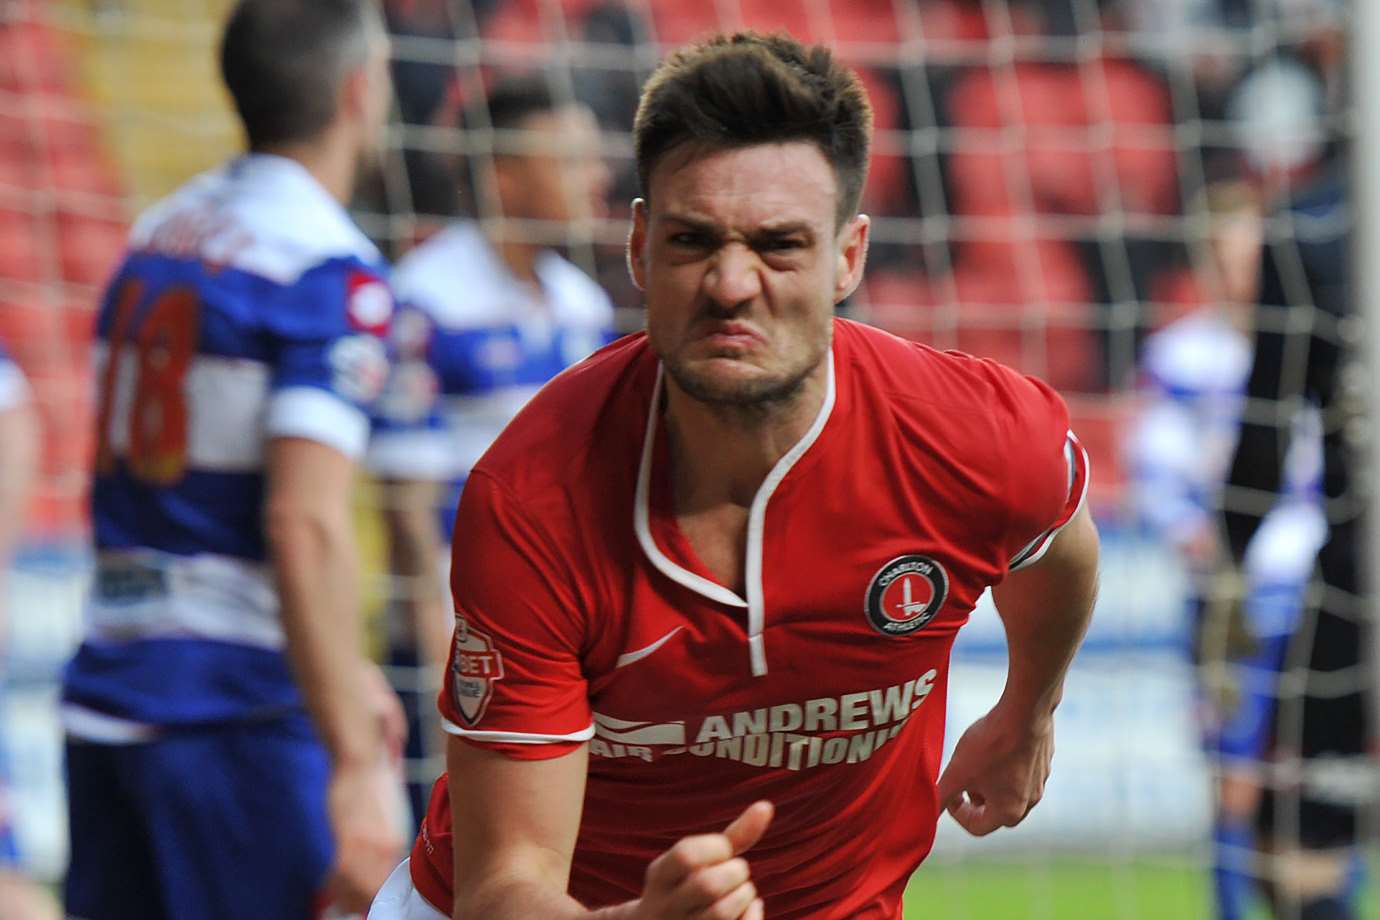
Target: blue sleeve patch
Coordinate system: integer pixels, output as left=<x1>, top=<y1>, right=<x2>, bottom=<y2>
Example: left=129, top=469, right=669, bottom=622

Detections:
left=266, top=257, right=393, bottom=410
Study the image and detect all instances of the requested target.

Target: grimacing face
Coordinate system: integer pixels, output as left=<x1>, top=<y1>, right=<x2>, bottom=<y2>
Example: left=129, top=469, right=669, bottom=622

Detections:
left=628, top=141, right=869, bottom=408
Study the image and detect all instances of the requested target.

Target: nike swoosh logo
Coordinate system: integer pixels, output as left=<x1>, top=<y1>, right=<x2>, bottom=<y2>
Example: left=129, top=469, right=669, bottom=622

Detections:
left=615, top=627, right=684, bottom=669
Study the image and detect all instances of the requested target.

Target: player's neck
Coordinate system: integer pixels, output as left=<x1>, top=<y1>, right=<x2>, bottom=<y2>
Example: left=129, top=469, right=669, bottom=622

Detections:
left=663, top=363, right=828, bottom=509
left=487, top=232, right=541, bottom=286
left=255, top=133, right=358, bottom=205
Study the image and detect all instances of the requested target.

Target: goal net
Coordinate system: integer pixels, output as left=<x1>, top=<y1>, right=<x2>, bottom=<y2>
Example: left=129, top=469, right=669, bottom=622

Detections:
left=1, top=0, right=1373, bottom=916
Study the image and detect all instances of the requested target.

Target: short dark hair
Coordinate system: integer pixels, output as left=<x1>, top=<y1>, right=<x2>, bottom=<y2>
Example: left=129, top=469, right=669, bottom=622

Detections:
left=633, top=32, right=873, bottom=227
left=470, top=73, right=576, bottom=155
left=220, top=0, right=380, bottom=150
left=483, top=73, right=560, bottom=132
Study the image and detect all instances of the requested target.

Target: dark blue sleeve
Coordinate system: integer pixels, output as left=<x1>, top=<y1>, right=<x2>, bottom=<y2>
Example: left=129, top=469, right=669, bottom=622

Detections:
left=262, top=257, right=394, bottom=458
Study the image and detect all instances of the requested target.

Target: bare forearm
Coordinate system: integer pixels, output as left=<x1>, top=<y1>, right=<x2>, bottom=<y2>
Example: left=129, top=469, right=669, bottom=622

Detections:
left=0, top=405, right=39, bottom=566
left=270, top=510, right=377, bottom=767
left=381, top=479, right=450, bottom=668
left=457, top=880, right=636, bottom=920
left=991, top=508, right=1099, bottom=719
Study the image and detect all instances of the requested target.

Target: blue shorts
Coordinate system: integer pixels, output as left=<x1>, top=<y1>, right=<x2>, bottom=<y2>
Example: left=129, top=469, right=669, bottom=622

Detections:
left=64, top=711, right=333, bottom=920
left=0, top=743, right=17, bottom=868
left=1215, top=631, right=1290, bottom=762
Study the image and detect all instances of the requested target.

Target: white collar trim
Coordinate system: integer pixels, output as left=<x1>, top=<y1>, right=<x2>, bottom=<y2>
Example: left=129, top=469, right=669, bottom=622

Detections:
left=633, top=350, right=838, bottom=676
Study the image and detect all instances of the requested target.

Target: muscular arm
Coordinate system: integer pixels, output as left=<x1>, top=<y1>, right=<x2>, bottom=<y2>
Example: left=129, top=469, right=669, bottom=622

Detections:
left=448, top=734, right=770, bottom=920
left=380, top=477, right=451, bottom=670
left=0, top=401, right=39, bottom=635
left=264, top=437, right=402, bottom=909
left=447, top=737, right=613, bottom=920
left=990, top=503, right=1100, bottom=720
left=938, top=504, right=1099, bottom=835
left=266, top=437, right=379, bottom=766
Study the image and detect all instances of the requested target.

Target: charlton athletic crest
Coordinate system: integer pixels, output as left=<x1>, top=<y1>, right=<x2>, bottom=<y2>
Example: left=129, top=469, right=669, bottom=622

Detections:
left=864, top=555, right=949, bottom=637
left=450, top=617, right=505, bottom=725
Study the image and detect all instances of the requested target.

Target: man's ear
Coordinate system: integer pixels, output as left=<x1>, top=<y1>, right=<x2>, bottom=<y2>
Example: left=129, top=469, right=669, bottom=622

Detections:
left=834, top=213, right=871, bottom=303
left=338, top=63, right=369, bottom=126
left=626, top=198, right=649, bottom=292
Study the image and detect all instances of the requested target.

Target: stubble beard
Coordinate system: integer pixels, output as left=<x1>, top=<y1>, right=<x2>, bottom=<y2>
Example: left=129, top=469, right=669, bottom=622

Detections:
left=661, top=332, right=831, bottom=418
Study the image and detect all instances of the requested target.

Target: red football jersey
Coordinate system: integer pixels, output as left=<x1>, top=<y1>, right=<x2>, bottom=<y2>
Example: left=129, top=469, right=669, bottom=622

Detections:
left=412, top=319, right=1089, bottom=919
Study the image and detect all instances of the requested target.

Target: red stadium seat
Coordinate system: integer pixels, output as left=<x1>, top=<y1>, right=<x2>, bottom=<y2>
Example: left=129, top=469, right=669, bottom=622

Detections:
left=1145, top=264, right=1205, bottom=332
left=827, top=0, right=905, bottom=44
left=859, top=237, right=1099, bottom=395
left=0, top=298, right=59, bottom=360
left=1066, top=395, right=1131, bottom=511
left=853, top=66, right=908, bottom=215
left=644, top=2, right=725, bottom=46
left=1095, top=56, right=1178, bottom=216
left=0, top=207, right=53, bottom=284
left=479, top=0, right=549, bottom=45
left=947, top=57, right=1175, bottom=218
left=949, top=235, right=1099, bottom=392
left=0, top=151, right=36, bottom=192
left=56, top=211, right=126, bottom=287
left=0, top=0, right=125, bottom=538
left=731, top=0, right=815, bottom=41
left=948, top=63, right=1098, bottom=217
left=859, top=270, right=941, bottom=344
left=0, top=18, right=70, bottom=93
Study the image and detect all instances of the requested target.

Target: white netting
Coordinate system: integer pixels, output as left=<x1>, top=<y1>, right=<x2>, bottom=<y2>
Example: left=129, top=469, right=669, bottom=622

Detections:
left=1, top=0, right=1373, bottom=915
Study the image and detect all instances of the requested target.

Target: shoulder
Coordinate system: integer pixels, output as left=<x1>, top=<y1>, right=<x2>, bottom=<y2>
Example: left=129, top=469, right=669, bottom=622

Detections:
left=1141, top=312, right=1250, bottom=395
left=537, top=252, right=614, bottom=326
left=392, top=223, right=510, bottom=327
left=245, top=259, right=392, bottom=355
left=1285, top=166, right=1345, bottom=221
left=128, top=165, right=231, bottom=246
left=835, top=318, right=1059, bottom=424
left=472, top=333, right=652, bottom=494
left=228, top=170, right=382, bottom=286
left=1269, top=167, right=1346, bottom=266
left=133, top=156, right=383, bottom=287
left=1253, top=173, right=1348, bottom=329
left=835, top=318, right=1071, bottom=493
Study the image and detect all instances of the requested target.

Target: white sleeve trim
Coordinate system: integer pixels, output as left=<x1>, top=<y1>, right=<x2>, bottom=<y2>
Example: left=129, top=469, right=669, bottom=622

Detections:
left=366, top=429, right=459, bottom=480
left=1009, top=432, right=1091, bottom=572
left=0, top=361, right=30, bottom=411
left=441, top=718, right=595, bottom=745
left=265, top=386, right=370, bottom=458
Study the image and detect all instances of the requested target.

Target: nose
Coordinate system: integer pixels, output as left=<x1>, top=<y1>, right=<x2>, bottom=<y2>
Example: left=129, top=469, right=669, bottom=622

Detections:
left=586, top=157, right=611, bottom=201
left=583, top=158, right=612, bottom=218
left=702, top=243, right=762, bottom=310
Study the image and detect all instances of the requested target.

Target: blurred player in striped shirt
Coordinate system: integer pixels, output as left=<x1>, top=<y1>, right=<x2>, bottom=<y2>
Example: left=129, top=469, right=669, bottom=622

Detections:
left=366, top=73, right=615, bottom=818
left=61, top=2, right=405, bottom=917
left=1128, top=181, right=1328, bottom=920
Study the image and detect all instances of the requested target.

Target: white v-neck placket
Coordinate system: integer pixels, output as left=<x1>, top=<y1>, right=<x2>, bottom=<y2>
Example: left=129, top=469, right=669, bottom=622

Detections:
left=632, top=351, right=837, bottom=677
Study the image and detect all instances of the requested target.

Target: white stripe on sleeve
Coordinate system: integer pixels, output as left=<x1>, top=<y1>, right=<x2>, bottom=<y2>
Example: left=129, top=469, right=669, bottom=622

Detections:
left=265, top=386, right=371, bottom=459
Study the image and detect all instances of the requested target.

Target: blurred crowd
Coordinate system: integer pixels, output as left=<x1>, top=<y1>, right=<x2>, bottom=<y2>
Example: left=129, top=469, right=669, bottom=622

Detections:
left=0, top=0, right=1352, bottom=533
left=377, top=0, right=1348, bottom=400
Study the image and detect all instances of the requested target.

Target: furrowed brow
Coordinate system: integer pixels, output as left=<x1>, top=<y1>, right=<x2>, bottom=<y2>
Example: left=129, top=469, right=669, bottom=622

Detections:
left=661, top=213, right=721, bottom=235
left=749, top=222, right=817, bottom=244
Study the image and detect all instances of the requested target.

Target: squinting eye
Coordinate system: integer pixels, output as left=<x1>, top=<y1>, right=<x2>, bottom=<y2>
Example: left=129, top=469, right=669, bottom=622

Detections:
left=763, top=239, right=805, bottom=252
left=669, top=233, right=709, bottom=248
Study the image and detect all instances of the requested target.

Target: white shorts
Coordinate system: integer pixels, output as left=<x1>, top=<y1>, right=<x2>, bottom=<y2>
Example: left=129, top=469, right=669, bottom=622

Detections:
left=367, top=859, right=448, bottom=920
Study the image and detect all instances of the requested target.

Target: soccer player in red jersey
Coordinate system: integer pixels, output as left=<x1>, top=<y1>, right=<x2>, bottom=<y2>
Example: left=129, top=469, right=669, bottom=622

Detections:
left=368, top=31, right=1099, bottom=920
